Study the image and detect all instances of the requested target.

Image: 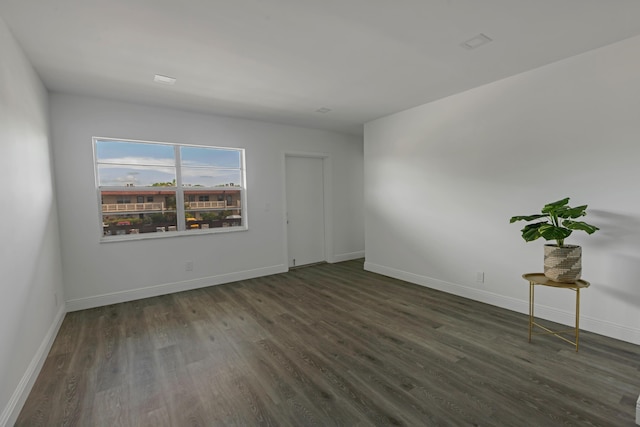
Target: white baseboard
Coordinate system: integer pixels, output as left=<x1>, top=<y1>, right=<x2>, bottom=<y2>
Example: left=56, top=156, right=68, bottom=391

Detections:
left=364, top=261, right=640, bottom=346
left=365, top=260, right=528, bottom=313
left=332, top=250, right=365, bottom=263
left=66, top=264, right=288, bottom=312
left=0, top=304, right=66, bottom=427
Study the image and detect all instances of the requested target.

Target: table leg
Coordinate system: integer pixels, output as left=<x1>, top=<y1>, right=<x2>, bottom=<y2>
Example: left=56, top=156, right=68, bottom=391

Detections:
left=575, top=288, right=580, bottom=352
left=529, top=282, right=534, bottom=343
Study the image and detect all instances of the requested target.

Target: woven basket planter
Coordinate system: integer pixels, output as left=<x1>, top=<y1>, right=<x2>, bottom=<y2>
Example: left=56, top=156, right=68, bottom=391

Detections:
left=544, top=244, right=582, bottom=283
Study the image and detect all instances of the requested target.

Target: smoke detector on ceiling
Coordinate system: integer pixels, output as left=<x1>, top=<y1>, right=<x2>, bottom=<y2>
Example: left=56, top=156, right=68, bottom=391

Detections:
left=153, top=74, right=177, bottom=85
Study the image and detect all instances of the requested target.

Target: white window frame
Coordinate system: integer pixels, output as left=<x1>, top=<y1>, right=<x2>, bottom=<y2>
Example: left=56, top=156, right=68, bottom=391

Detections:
left=93, top=137, right=248, bottom=242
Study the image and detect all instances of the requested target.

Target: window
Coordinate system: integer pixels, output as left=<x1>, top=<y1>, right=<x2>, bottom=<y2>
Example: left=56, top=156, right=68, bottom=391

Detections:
left=94, top=137, right=246, bottom=239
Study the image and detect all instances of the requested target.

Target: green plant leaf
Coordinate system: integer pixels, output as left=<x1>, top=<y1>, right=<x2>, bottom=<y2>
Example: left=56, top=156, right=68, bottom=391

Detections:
left=538, top=223, right=573, bottom=241
left=552, top=205, right=570, bottom=216
left=511, top=198, right=598, bottom=244
left=510, top=214, right=547, bottom=223
left=560, top=205, right=588, bottom=219
left=562, top=220, right=600, bottom=234
left=541, top=197, right=570, bottom=214
left=520, top=222, right=545, bottom=241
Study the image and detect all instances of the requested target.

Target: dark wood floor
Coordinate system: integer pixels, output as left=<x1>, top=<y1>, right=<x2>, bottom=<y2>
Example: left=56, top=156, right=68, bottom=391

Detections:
left=17, top=260, right=639, bottom=426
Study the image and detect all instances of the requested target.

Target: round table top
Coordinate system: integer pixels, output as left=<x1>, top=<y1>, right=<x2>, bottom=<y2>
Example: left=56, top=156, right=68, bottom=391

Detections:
left=522, top=273, right=590, bottom=289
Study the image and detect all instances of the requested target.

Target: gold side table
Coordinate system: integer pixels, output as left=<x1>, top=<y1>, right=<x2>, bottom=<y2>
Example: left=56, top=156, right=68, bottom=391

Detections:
left=523, top=273, right=590, bottom=352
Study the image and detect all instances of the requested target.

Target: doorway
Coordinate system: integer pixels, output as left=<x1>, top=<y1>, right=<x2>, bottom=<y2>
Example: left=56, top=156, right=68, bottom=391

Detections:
left=285, top=155, right=327, bottom=268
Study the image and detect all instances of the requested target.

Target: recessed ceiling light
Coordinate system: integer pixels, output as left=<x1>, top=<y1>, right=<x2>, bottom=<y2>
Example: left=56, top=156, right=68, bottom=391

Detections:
left=460, top=33, right=493, bottom=50
left=154, top=74, right=176, bottom=85
left=316, top=107, right=331, bottom=113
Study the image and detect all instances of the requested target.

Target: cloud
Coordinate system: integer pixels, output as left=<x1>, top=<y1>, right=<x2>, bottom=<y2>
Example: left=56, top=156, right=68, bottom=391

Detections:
left=98, top=156, right=175, bottom=167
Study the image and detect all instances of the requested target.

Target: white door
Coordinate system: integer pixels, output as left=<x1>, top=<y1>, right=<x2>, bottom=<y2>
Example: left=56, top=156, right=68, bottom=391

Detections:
left=285, top=156, right=325, bottom=268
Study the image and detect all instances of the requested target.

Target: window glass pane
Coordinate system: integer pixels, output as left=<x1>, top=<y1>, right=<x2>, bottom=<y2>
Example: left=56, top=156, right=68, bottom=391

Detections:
left=101, top=190, right=176, bottom=213
left=101, top=190, right=177, bottom=236
left=184, top=189, right=242, bottom=229
left=180, top=146, right=241, bottom=168
left=102, top=212, right=178, bottom=236
left=96, top=138, right=246, bottom=239
left=181, top=168, right=241, bottom=187
left=96, top=140, right=175, bottom=166
left=97, top=165, right=176, bottom=187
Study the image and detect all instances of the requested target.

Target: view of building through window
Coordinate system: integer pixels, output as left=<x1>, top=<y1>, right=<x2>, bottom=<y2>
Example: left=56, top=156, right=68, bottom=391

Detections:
left=94, top=138, right=245, bottom=238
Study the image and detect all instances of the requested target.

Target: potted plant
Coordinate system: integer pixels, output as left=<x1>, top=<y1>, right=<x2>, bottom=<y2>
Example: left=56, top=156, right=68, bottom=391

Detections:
left=510, top=197, right=599, bottom=283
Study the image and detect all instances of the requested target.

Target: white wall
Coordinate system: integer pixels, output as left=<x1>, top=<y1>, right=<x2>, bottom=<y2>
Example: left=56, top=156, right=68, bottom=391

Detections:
left=50, top=94, right=364, bottom=310
left=0, top=18, right=65, bottom=426
left=364, top=35, right=640, bottom=345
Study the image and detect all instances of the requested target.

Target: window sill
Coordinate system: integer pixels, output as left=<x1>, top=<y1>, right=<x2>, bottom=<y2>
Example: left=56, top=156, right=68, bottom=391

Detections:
left=99, top=225, right=248, bottom=243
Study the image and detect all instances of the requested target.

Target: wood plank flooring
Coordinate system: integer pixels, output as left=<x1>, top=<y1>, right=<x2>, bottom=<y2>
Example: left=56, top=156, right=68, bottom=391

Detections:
left=16, top=260, right=640, bottom=426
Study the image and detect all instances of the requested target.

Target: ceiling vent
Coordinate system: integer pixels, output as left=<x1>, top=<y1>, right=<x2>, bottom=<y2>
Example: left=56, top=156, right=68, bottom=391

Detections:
left=460, top=34, right=493, bottom=50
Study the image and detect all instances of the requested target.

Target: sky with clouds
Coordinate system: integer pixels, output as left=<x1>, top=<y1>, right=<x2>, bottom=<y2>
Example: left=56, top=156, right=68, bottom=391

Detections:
left=95, top=140, right=243, bottom=187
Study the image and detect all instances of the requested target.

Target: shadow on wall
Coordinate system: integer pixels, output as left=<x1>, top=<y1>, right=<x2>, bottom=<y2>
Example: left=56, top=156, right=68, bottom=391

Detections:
left=588, top=209, right=640, bottom=306
left=588, top=209, right=640, bottom=249
left=597, top=253, right=640, bottom=307
left=366, top=202, right=450, bottom=279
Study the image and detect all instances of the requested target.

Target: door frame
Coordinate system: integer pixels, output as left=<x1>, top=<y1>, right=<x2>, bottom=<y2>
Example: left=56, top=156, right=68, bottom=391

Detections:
left=282, top=151, right=333, bottom=270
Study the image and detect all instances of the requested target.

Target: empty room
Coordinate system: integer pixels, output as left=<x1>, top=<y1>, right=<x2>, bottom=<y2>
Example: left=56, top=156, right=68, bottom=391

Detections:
left=1, top=1, right=639, bottom=425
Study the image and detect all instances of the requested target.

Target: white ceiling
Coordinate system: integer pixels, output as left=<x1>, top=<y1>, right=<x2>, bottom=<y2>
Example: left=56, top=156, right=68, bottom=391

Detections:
left=3, top=0, right=640, bottom=136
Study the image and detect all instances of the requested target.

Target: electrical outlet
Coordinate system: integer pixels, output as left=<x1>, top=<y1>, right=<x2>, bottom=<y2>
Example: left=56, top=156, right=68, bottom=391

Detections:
left=476, top=272, right=485, bottom=283
left=185, top=261, right=194, bottom=271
